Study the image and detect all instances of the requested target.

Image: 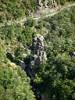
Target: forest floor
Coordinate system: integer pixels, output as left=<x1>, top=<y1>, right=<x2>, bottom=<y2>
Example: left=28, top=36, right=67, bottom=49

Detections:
left=0, top=2, right=75, bottom=27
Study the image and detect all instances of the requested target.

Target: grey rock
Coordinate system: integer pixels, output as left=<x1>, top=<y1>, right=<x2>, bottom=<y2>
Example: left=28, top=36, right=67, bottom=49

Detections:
left=32, top=34, right=47, bottom=67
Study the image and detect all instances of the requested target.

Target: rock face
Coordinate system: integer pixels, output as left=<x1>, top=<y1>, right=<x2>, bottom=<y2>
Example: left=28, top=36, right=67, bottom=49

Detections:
left=37, top=0, right=42, bottom=6
left=6, top=34, right=47, bottom=79
left=32, top=34, right=47, bottom=68
left=24, top=33, right=47, bottom=79
left=37, top=0, right=48, bottom=8
left=37, top=0, right=57, bottom=8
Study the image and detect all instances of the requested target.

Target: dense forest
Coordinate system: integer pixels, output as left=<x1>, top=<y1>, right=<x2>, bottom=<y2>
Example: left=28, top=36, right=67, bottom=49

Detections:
left=0, top=0, right=75, bottom=100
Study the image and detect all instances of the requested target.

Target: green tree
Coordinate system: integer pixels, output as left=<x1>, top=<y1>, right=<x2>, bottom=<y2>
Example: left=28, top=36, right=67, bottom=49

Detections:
left=0, top=62, right=35, bottom=100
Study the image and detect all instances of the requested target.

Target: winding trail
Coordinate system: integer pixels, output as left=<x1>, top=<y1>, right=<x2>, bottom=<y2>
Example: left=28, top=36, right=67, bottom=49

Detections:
left=33, top=3, right=75, bottom=20
left=0, top=2, right=75, bottom=27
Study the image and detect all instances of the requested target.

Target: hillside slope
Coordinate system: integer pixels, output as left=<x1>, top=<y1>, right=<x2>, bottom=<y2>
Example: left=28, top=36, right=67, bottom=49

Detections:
left=0, top=1, right=75, bottom=100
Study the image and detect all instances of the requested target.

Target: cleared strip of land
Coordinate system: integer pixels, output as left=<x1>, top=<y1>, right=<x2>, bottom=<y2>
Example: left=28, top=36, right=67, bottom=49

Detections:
left=0, top=3, right=75, bottom=27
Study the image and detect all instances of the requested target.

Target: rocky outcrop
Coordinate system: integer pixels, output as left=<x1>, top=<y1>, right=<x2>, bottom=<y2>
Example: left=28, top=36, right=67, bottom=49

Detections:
left=31, top=34, right=47, bottom=68
left=37, top=0, right=42, bottom=7
left=37, top=0, right=57, bottom=8
left=6, top=34, right=47, bottom=79
left=23, top=34, right=47, bottom=79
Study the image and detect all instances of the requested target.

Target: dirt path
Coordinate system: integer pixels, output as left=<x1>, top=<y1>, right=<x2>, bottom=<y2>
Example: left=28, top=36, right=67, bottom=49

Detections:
left=33, top=3, right=75, bottom=20
left=0, top=3, right=75, bottom=27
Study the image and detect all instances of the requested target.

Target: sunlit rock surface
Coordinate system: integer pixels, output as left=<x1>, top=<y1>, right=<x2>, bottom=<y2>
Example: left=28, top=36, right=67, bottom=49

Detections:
left=32, top=34, right=47, bottom=67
